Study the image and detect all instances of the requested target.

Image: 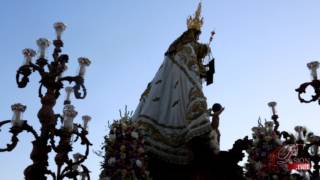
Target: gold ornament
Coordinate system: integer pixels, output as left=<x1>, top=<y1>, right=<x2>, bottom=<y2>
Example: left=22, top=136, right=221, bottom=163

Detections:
left=187, top=2, right=204, bottom=31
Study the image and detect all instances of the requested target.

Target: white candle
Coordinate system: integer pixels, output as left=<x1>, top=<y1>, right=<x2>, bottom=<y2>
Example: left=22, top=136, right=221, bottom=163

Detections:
left=53, top=22, right=66, bottom=40
left=36, top=38, right=50, bottom=59
left=78, top=57, right=91, bottom=78
left=63, top=104, right=77, bottom=132
left=307, top=61, right=320, bottom=80
left=64, top=86, right=73, bottom=104
left=22, top=48, right=36, bottom=65
left=267, top=101, right=277, bottom=116
left=11, top=103, right=26, bottom=127
left=82, top=115, right=91, bottom=130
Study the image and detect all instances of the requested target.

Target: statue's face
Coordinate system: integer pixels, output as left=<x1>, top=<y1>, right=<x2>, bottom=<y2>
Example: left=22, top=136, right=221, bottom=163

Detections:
left=194, top=30, right=201, bottom=41
left=195, top=34, right=200, bottom=41
left=188, top=29, right=201, bottom=41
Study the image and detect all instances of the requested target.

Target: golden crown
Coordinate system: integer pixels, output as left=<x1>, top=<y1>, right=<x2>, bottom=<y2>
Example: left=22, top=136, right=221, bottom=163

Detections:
left=187, top=2, right=204, bottom=31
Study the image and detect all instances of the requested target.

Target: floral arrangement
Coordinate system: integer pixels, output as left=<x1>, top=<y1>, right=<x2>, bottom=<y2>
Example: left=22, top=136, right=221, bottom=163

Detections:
left=99, top=107, right=152, bottom=180
left=245, top=117, right=318, bottom=179
left=245, top=118, right=291, bottom=179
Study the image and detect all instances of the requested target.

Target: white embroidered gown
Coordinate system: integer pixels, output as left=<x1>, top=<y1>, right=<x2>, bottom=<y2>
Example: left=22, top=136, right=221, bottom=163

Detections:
left=132, top=42, right=213, bottom=164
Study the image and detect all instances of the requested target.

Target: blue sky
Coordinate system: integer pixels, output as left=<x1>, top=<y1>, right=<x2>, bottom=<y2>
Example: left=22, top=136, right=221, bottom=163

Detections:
left=1, top=0, right=320, bottom=179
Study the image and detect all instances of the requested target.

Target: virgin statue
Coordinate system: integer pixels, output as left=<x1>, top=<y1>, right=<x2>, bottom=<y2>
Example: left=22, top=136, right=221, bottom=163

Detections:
left=132, top=3, right=221, bottom=165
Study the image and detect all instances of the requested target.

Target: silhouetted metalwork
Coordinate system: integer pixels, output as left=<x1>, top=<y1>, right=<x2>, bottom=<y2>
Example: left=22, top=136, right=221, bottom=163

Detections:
left=294, top=61, right=320, bottom=178
left=296, top=61, right=320, bottom=104
left=0, top=22, right=92, bottom=180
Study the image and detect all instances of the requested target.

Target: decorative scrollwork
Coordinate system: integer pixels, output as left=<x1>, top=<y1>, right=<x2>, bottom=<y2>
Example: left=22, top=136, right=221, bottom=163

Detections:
left=2, top=22, right=91, bottom=180
left=79, top=164, right=91, bottom=180
left=45, top=169, right=56, bottom=180
left=0, top=120, right=11, bottom=129
left=0, top=120, right=39, bottom=152
left=73, top=83, right=87, bottom=99
left=296, top=80, right=320, bottom=104
left=59, top=76, right=87, bottom=99
left=57, top=124, right=91, bottom=179
left=271, top=114, right=280, bottom=136
left=38, top=83, right=44, bottom=98
left=16, top=63, right=44, bottom=88
left=0, top=121, right=20, bottom=152
left=16, top=65, right=32, bottom=88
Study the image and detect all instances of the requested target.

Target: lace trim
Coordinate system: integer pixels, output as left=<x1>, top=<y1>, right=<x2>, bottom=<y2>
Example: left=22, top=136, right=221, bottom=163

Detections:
left=136, top=114, right=213, bottom=164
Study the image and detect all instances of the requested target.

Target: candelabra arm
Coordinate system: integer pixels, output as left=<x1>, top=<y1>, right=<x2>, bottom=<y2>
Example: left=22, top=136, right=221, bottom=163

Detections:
left=49, top=131, right=59, bottom=152
left=16, top=63, right=46, bottom=88
left=59, top=76, right=87, bottom=99
left=80, top=164, right=91, bottom=180
left=38, top=84, right=44, bottom=98
left=271, top=115, right=280, bottom=136
left=45, top=169, right=56, bottom=180
left=296, top=80, right=320, bottom=103
left=0, top=120, right=19, bottom=152
left=0, top=120, right=39, bottom=152
left=59, top=76, right=83, bottom=84
left=0, top=120, right=11, bottom=128
left=23, top=121, right=40, bottom=139
left=55, top=114, right=63, bottom=124
left=30, top=62, right=46, bottom=75
left=60, top=164, right=90, bottom=180
left=60, top=124, right=91, bottom=177
left=280, top=131, right=295, bottom=144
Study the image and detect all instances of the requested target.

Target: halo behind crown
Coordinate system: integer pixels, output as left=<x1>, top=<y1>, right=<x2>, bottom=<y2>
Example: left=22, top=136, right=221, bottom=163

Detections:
left=187, top=2, right=204, bottom=31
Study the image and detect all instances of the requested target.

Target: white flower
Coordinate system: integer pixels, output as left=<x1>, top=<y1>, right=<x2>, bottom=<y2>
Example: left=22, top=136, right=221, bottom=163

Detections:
left=255, top=161, right=263, bottom=170
left=109, top=134, right=116, bottom=141
left=120, top=153, right=126, bottom=159
left=264, top=121, right=274, bottom=128
left=145, top=171, right=150, bottom=176
left=136, top=159, right=143, bottom=168
left=121, top=122, right=127, bottom=128
left=264, top=135, right=273, bottom=141
left=138, top=147, right=144, bottom=154
left=252, top=139, right=259, bottom=146
left=108, top=157, right=116, bottom=165
left=131, top=131, right=139, bottom=139
left=120, top=145, right=126, bottom=152
left=275, top=138, right=282, bottom=145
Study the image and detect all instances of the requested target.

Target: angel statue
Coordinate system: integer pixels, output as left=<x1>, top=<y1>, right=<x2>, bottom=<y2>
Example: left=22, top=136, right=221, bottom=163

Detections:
left=132, top=2, right=223, bottom=178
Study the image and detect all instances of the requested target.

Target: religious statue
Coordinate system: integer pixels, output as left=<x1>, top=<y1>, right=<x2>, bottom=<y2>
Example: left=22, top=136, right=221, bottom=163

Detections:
left=132, top=2, right=221, bottom=166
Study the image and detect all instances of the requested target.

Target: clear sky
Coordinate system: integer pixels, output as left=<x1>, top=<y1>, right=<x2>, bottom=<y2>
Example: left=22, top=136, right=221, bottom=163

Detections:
left=1, top=0, right=320, bottom=179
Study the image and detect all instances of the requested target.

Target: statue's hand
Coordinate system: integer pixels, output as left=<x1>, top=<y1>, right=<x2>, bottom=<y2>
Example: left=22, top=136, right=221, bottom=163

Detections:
left=206, top=44, right=211, bottom=54
left=214, top=107, right=225, bottom=117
